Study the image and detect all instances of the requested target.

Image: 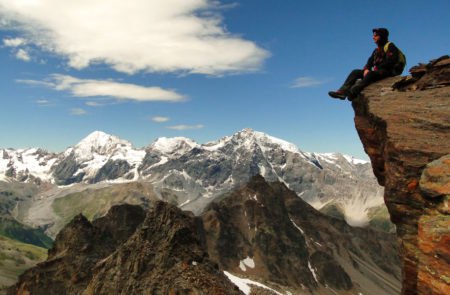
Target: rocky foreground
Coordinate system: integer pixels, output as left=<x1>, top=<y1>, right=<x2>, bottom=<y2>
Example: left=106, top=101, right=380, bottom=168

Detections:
left=352, top=56, right=450, bottom=294
left=8, top=202, right=242, bottom=295
left=8, top=176, right=400, bottom=295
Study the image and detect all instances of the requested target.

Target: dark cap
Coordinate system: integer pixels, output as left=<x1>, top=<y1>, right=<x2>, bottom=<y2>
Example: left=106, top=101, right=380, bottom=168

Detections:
left=372, top=28, right=389, bottom=39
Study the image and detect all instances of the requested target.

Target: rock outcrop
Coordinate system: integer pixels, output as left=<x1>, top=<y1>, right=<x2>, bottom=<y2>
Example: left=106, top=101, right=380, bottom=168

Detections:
left=203, top=175, right=400, bottom=294
left=8, top=202, right=241, bottom=295
left=352, top=56, right=450, bottom=294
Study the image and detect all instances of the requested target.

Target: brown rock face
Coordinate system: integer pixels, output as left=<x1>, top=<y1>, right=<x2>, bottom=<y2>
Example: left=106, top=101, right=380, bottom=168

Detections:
left=8, top=202, right=242, bottom=295
left=8, top=203, right=146, bottom=295
left=84, top=201, right=242, bottom=295
left=203, top=175, right=401, bottom=294
left=352, top=56, right=450, bottom=294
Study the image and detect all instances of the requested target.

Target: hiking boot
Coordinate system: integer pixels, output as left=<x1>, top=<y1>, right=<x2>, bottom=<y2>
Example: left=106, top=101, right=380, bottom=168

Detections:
left=328, top=90, right=347, bottom=100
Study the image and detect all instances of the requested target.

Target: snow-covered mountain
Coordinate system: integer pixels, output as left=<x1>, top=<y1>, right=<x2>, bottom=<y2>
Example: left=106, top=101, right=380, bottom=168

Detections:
left=0, top=129, right=384, bottom=227
left=0, top=148, right=57, bottom=183
left=54, top=131, right=145, bottom=183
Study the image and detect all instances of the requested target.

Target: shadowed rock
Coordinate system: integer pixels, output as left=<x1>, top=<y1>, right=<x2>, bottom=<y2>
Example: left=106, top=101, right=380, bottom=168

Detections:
left=8, top=202, right=242, bottom=295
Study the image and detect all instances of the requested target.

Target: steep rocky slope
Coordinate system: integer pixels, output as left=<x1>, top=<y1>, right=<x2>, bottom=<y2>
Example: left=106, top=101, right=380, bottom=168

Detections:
left=8, top=202, right=241, bottom=295
left=203, top=175, right=400, bottom=294
left=8, top=204, right=147, bottom=295
left=352, top=56, right=450, bottom=294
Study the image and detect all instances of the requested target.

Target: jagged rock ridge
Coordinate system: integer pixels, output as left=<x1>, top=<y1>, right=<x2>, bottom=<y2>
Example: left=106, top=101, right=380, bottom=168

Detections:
left=203, top=175, right=400, bottom=294
left=8, top=202, right=242, bottom=295
left=352, top=55, right=450, bottom=294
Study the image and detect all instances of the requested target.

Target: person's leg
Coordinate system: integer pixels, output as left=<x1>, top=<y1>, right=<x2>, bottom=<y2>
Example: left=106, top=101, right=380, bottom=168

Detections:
left=329, top=69, right=364, bottom=99
left=349, top=70, right=390, bottom=98
left=339, top=69, right=364, bottom=93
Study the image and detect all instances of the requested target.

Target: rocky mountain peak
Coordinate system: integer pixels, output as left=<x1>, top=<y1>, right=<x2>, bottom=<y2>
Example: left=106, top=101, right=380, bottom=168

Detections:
left=202, top=175, right=399, bottom=294
left=352, top=55, right=450, bottom=294
left=149, top=136, right=199, bottom=156
left=68, top=130, right=133, bottom=160
left=8, top=202, right=242, bottom=295
left=229, top=128, right=301, bottom=154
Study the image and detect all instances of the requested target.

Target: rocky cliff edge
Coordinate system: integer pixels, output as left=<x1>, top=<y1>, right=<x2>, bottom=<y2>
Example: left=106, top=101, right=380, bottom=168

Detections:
left=352, top=55, right=450, bottom=294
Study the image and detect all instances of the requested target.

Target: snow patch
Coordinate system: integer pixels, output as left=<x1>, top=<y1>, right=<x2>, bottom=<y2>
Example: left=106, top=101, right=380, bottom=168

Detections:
left=290, top=218, right=305, bottom=234
left=151, top=137, right=198, bottom=155
left=315, top=152, right=368, bottom=167
left=224, top=271, right=283, bottom=295
left=179, top=199, right=190, bottom=207
left=258, top=164, right=267, bottom=177
left=202, top=136, right=230, bottom=151
left=308, top=261, right=318, bottom=283
left=343, top=154, right=369, bottom=165
left=239, top=256, right=255, bottom=271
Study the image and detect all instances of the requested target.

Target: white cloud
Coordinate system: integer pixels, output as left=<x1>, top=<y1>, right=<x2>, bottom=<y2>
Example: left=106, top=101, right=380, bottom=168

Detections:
left=0, top=0, right=269, bottom=75
left=70, top=108, right=87, bottom=115
left=85, top=101, right=103, bottom=107
left=291, top=77, right=329, bottom=88
left=19, top=74, right=185, bottom=102
left=15, top=48, right=30, bottom=61
left=152, top=116, right=170, bottom=123
left=3, top=37, right=26, bottom=47
left=35, top=99, right=50, bottom=105
left=166, top=124, right=204, bottom=130
left=16, top=79, right=52, bottom=87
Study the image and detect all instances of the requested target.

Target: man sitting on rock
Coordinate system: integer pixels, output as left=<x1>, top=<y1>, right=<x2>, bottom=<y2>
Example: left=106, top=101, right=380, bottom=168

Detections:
left=328, top=28, right=405, bottom=101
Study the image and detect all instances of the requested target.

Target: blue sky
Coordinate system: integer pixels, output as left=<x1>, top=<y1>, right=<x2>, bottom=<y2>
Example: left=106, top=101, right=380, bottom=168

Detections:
left=0, top=0, right=449, bottom=159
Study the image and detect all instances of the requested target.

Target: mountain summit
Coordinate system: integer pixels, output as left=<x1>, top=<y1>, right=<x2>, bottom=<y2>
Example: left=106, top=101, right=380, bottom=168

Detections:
left=68, top=130, right=133, bottom=160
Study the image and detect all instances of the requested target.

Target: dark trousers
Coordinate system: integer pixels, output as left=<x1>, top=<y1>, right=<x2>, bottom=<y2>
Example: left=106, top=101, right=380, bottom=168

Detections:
left=339, top=69, right=392, bottom=96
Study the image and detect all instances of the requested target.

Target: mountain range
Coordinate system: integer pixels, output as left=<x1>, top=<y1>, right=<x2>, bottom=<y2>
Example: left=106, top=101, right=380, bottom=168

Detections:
left=0, top=128, right=388, bottom=232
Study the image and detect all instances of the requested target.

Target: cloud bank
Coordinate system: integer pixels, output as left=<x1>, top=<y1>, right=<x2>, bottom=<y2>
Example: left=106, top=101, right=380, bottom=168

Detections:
left=0, top=0, right=269, bottom=75
left=19, top=75, right=185, bottom=102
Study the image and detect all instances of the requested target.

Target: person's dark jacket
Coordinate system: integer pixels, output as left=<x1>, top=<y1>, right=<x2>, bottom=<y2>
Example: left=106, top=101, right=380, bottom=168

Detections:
left=364, top=42, right=400, bottom=75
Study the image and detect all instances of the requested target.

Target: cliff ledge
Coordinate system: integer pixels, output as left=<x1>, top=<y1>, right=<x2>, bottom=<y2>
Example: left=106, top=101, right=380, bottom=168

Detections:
left=352, top=56, right=450, bottom=294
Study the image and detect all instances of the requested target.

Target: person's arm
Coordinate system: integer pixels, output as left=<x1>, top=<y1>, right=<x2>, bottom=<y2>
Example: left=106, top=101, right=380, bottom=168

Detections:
left=363, top=50, right=375, bottom=76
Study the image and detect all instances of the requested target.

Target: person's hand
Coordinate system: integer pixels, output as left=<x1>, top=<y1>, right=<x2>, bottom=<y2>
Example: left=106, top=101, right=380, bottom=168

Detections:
left=363, top=69, right=370, bottom=77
